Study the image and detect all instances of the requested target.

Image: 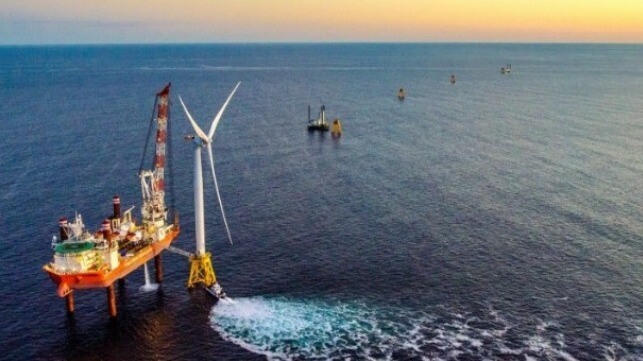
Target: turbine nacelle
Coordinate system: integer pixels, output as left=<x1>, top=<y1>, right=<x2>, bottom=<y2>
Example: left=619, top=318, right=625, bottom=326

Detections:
left=184, top=135, right=205, bottom=147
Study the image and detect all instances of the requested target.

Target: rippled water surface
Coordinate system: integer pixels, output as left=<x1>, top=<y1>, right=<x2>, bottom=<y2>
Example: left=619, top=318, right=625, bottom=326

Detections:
left=0, top=44, right=641, bottom=360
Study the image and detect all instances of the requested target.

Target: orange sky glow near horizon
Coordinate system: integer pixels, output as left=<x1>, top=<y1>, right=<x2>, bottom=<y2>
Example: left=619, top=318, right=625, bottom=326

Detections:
left=1, top=0, right=642, bottom=44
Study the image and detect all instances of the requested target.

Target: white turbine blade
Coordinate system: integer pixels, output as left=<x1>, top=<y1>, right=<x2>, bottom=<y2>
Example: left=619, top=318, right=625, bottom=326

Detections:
left=178, top=95, right=208, bottom=142
left=207, top=82, right=241, bottom=141
left=207, top=143, right=234, bottom=245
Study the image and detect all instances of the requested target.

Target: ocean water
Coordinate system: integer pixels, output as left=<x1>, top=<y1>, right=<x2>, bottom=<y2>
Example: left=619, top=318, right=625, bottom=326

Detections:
left=0, top=43, right=642, bottom=360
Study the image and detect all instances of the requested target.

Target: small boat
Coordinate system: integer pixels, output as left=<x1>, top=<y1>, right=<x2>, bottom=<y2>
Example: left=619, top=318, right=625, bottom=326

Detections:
left=450, top=74, right=456, bottom=84
left=397, top=88, right=405, bottom=101
left=205, top=282, right=227, bottom=299
left=307, top=104, right=330, bottom=131
left=500, top=64, right=512, bottom=74
left=331, top=118, right=342, bottom=138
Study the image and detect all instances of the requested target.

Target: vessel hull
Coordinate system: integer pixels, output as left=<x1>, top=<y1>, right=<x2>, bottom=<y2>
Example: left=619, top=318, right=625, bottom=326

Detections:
left=44, top=227, right=179, bottom=296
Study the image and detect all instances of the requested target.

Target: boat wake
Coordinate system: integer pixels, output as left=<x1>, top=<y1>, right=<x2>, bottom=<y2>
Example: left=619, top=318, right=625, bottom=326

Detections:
left=210, top=296, right=638, bottom=360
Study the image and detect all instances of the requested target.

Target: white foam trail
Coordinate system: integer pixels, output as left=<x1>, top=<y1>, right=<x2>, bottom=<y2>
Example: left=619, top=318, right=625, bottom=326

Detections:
left=209, top=296, right=637, bottom=361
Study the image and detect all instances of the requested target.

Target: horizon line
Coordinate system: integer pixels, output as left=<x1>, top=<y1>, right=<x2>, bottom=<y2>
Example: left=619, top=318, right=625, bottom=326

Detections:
left=1, top=40, right=642, bottom=47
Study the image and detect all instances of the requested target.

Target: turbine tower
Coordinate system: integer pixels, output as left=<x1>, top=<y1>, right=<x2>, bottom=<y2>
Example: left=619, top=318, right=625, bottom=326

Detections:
left=178, top=82, right=240, bottom=295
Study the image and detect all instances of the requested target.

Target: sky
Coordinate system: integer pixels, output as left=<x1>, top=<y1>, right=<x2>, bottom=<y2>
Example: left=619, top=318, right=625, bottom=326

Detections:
left=1, top=0, right=642, bottom=45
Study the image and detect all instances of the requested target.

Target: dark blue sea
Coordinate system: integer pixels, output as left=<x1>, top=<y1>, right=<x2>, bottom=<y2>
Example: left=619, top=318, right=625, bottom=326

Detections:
left=0, top=43, right=642, bottom=360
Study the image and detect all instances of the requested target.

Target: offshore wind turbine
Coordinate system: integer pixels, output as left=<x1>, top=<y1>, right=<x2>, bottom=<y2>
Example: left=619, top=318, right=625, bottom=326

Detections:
left=178, top=82, right=240, bottom=297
